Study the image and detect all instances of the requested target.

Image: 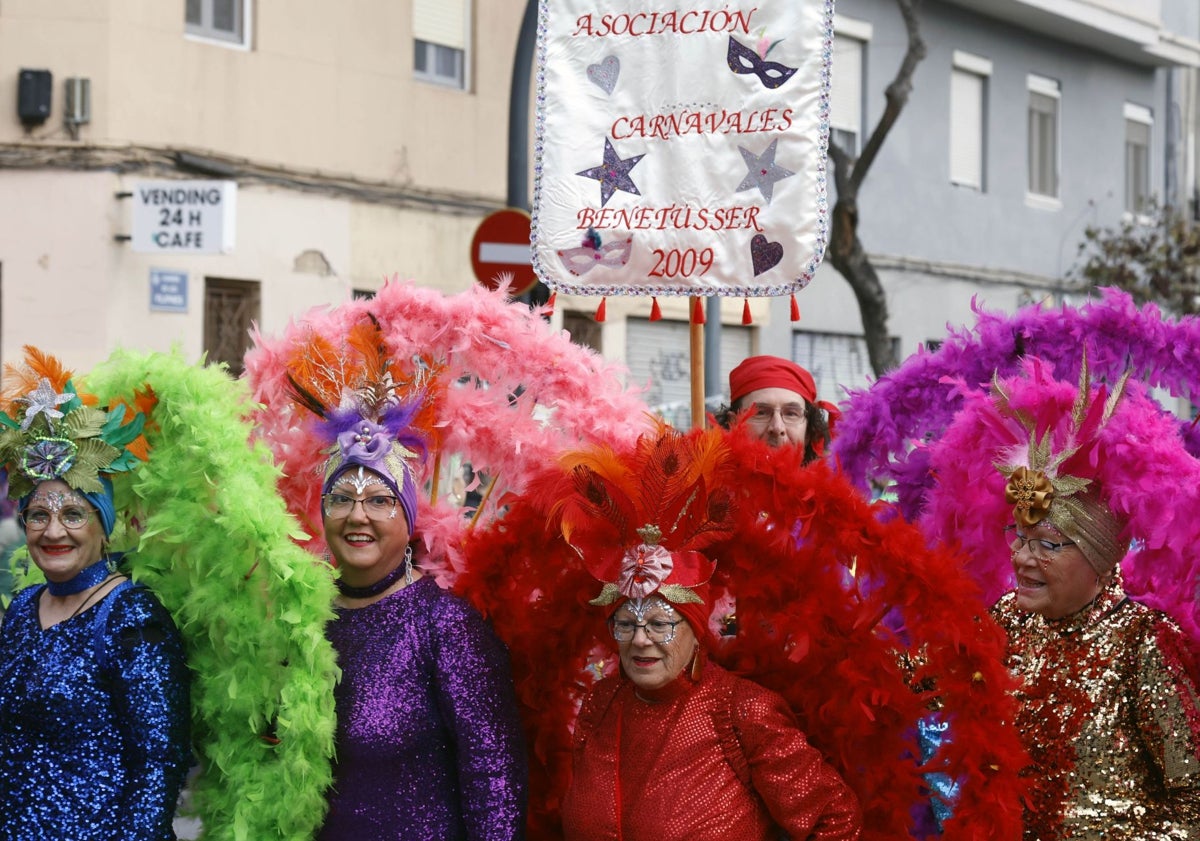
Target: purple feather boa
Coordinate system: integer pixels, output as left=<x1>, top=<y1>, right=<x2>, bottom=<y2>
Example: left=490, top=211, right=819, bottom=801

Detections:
left=834, top=289, right=1200, bottom=646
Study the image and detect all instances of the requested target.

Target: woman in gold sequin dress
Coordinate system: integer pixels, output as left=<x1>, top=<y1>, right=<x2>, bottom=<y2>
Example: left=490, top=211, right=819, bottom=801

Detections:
left=921, top=362, right=1200, bottom=839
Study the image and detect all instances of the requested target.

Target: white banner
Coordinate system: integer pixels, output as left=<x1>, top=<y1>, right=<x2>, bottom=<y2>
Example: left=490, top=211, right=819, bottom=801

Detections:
left=531, top=0, right=834, bottom=298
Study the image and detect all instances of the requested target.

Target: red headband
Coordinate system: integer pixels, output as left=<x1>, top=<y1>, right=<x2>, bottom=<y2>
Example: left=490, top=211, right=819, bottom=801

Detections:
left=729, top=355, right=817, bottom=404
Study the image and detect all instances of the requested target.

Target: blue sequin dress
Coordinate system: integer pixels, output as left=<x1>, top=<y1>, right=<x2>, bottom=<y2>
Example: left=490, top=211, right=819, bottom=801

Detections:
left=318, top=576, right=528, bottom=841
left=0, top=581, right=191, bottom=841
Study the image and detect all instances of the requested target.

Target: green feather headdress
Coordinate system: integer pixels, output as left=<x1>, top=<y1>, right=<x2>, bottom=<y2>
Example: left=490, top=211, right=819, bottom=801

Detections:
left=0, top=346, right=149, bottom=499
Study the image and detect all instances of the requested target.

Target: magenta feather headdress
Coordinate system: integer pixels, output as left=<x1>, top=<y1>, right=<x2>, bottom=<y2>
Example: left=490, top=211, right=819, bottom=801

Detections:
left=833, top=288, right=1200, bottom=500
left=917, top=358, right=1200, bottom=645
left=833, top=289, right=1200, bottom=645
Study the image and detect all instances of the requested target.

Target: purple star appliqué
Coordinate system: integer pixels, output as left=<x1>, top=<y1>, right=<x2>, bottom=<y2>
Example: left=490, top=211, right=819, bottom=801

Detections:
left=577, top=139, right=645, bottom=207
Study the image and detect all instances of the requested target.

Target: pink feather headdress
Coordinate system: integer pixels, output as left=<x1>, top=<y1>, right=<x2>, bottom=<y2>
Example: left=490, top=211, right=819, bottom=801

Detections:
left=244, top=278, right=655, bottom=579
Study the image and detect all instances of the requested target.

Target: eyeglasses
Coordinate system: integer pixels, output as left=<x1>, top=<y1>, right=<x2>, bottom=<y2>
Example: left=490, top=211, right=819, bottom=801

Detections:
left=20, top=506, right=93, bottom=531
left=1006, top=525, right=1075, bottom=561
left=609, top=617, right=683, bottom=644
left=322, top=493, right=400, bottom=520
left=746, top=404, right=807, bottom=427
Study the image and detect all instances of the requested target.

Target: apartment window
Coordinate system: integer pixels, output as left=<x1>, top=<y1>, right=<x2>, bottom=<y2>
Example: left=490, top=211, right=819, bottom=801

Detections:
left=949, top=51, right=991, bottom=190
left=414, top=0, right=469, bottom=89
left=830, top=16, right=871, bottom=156
left=1124, top=103, right=1152, bottom=215
left=1027, top=75, right=1060, bottom=200
left=185, top=0, right=249, bottom=46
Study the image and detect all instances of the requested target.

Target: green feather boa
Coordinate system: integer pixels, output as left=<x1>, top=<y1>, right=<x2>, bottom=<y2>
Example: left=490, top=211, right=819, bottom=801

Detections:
left=78, top=349, right=339, bottom=840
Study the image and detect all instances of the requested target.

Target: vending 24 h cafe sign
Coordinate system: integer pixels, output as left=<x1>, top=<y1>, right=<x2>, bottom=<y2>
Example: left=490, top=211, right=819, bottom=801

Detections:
left=531, top=0, right=834, bottom=299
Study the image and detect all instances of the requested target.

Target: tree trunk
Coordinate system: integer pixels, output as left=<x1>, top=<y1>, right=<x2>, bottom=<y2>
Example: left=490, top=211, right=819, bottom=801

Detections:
left=828, top=192, right=897, bottom=374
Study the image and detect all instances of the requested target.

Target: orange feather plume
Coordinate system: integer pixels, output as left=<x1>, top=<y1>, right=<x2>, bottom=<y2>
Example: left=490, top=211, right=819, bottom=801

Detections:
left=282, top=313, right=445, bottom=455
left=1, top=345, right=74, bottom=415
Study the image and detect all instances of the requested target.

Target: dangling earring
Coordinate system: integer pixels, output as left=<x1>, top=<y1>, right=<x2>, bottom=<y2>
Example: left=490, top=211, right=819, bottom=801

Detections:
left=403, top=544, right=414, bottom=586
left=103, top=540, right=117, bottom=573
left=690, top=645, right=702, bottom=681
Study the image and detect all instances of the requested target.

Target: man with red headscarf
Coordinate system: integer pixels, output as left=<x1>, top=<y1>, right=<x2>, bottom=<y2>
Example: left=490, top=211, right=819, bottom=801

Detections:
left=719, top=355, right=840, bottom=462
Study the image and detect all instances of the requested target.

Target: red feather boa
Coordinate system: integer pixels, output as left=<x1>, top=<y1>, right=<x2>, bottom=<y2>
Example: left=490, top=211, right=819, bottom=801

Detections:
left=457, top=428, right=1030, bottom=841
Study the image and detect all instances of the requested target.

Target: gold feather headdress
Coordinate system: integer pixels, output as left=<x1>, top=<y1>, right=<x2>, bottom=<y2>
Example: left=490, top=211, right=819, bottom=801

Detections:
left=995, top=355, right=1131, bottom=573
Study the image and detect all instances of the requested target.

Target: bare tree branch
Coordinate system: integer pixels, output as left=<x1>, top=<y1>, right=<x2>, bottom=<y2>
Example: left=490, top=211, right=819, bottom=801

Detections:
left=850, top=0, right=926, bottom=191
left=827, top=0, right=926, bottom=375
left=828, top=138, right=852, bottom=197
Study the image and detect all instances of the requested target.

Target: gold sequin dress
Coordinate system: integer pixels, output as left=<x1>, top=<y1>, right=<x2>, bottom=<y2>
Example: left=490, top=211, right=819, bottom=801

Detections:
left=992, top=586, right=1200, bottom=840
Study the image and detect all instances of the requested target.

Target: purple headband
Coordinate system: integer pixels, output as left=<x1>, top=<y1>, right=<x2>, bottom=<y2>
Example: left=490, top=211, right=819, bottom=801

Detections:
left=322, top=419, right=421, bottom=532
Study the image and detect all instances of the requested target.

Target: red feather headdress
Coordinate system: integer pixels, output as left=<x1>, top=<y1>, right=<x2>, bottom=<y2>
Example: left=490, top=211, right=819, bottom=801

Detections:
left=553, top=424, right=734, bottom=614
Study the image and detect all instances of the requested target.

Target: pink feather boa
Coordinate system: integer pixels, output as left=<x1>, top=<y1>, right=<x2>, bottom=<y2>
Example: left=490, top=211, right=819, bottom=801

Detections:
left=243, top=278, right=656, bottom=584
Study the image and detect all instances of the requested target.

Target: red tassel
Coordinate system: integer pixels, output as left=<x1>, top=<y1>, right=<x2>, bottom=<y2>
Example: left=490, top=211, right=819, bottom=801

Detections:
left=649, top=297, right=662, bottom=321
left=691, top=297, right=706, bottom=325
left=742, top=298, right=752, bottom=325
left=595, top=297, right=607, bottom=322
left=546, top=292, right=557, bottom=315
left=790, top=294, right=800, bottom=322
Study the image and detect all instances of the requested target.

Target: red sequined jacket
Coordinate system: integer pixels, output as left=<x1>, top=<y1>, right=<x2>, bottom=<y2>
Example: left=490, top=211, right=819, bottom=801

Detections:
left=560, top=661, right=861, bottom=841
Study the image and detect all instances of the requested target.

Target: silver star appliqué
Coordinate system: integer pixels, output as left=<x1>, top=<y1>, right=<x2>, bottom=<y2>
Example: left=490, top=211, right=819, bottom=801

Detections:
left=577, top=139, right=646, bottom=207
left=16, top=378, right=72, bottom=431
left=736, top=139, right=795, bottom=203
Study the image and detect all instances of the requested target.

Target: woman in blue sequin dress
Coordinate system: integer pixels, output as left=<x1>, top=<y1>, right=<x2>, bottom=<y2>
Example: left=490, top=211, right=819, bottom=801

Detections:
left=0, top=475, right=190, bottom=841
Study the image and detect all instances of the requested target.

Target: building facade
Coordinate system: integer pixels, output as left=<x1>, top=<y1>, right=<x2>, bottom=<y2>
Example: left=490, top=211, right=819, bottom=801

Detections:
left=551, top=0, right=1200, bottom=411
left=1, top=0, right=1197, bottom=410
left=0, top=0, right=520, bottom=373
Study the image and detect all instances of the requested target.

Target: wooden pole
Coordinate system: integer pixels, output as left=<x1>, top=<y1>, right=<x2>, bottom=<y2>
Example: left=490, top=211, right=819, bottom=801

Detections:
left=690, top=297, right=705, bottom=429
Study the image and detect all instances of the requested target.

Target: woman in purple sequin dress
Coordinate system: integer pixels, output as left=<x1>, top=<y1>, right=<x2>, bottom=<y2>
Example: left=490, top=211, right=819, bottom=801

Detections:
left=289, top=353, right=527, bottom=841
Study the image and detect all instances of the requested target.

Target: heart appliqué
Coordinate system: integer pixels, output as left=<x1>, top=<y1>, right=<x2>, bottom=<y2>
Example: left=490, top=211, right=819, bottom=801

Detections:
left=750, top=234, right=784, bottom=276
left=587, top=56, right=620, bottom=95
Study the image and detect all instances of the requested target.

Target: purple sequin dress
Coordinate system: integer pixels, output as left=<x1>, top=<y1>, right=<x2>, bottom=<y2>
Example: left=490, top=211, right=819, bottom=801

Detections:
left=318, top=576, right=527, bottom=841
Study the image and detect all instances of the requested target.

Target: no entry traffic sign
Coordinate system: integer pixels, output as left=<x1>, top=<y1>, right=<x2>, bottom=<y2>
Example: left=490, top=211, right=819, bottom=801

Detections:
left=470, top=208, right=536, bottom=295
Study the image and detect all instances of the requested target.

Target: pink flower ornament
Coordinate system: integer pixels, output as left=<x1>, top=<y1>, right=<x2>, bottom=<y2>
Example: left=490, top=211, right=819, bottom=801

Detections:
left=618, top=543, right=673, bottom=600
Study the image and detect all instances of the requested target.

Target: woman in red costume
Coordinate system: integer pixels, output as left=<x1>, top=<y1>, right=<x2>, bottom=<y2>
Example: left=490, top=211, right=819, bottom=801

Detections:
left=555, top=428, right=861, bottom=841
left=459, top=419, right=1030, bottom=840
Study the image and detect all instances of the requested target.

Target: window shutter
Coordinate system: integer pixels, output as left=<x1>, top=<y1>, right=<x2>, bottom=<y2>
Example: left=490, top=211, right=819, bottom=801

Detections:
left=626, top=318, right=751, bottom=423
left=414, top=0, right=466, bottom=50
left=830, top=37, right=862, bottom=135
left=790, top=331, right=878, bottom=404
left=949, top=69, right=983, bottom=188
